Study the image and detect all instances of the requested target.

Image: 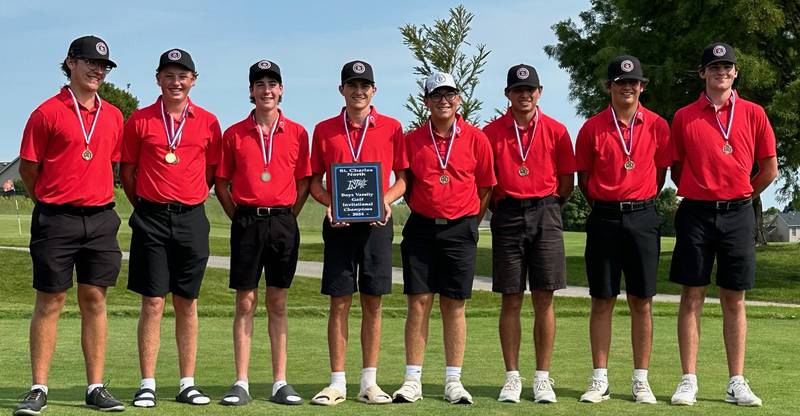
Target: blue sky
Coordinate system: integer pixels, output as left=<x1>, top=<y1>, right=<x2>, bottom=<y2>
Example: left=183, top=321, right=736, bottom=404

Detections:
left=0, top=0, right=783, bottom=208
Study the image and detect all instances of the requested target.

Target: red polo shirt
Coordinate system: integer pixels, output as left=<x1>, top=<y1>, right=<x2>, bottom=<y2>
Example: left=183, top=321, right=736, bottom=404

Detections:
left=122, top=97, right=221, bottom=205
left=217, top=110, right=311, bottom=207
left=575, top=104, right=671, bottom=201
left=20, top=86, right=123, bottom=206
left=311, top=107, right=406, bottom=194
left=406, top=115, right=496, bottom=219
left=672, top=91, right=776, bottom=200
left=483, top=108, right=575, bottom=202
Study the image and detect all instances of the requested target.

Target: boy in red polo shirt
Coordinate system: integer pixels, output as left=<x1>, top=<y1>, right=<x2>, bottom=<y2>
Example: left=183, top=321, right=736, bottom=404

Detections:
left=121, top=48, right=221, bottom=407
left=215, top=59, right=311, bottom=406
left=669, top=43, right=777, bottom=407
left=308, top=60, right=407, bottom=406
left=575, top=55, right=670, bottom=404
left=483, top=64, right=575, bottom=404
left=15, top=35, right=125, bottom=415
left=392, top=72, right=495, bottom=405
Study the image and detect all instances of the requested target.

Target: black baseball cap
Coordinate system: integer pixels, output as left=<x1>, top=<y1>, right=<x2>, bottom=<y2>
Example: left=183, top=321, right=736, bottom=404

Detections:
left=701, top=42, right=737, bottom=68
left=157, top=48, right=195, bottom=72
left=249, top=59, right=282, bottom=84
left=607, top=55, right=648, bottom=82
left=341, top=60, right=374, bottom=84
left=67, top=35, right=117, bottom=68
left=506, top=64, right=541, bottom=89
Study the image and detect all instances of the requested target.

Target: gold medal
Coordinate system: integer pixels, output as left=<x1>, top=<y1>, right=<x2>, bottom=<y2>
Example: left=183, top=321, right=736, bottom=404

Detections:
left=624, top=159, right=635, bottom=170
left=439, top=174, right=450, bottom=185
left=165, top=152, right=178, bottom=164
left=722, top=143, right=733, bottom=154
left=518, top=166, right=529, bottom=176
left=261, top=171, right=271, bottom=182
left=81, top=148, right=93, bottom=161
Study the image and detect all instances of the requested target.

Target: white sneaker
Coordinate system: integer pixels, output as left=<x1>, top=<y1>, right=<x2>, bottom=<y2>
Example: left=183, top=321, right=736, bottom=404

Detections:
left=580, top=377, right=610, bottom=403
left=392, top=377, right=423, bottom=403
left=632, top=378, right=657, bottom=404
left=670, top=378, right=698, bottom=406
left=444, top=376, right=473, bottom=404
left=725, top=378, right=762, bottom=407
left=497, top=375, right=523, bottom=403
left=533, top=377, right=557, bottom=403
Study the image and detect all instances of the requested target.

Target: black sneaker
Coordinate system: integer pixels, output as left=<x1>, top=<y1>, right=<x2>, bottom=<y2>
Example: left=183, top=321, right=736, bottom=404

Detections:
left=86, top=386, right=125, bottom=412
left=14, top=389, right=47, bottom=416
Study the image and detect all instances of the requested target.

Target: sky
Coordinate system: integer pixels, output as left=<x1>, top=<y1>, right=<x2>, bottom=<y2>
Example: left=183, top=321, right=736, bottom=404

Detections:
left=0, top=0, right=783, bottom=208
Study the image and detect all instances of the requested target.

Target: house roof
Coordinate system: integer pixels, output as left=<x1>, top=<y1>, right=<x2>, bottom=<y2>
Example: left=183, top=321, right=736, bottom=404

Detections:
left=777, top=212, right=800, bottom=227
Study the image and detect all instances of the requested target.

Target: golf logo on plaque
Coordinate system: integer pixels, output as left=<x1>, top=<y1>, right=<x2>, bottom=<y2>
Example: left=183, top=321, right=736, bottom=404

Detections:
left=331, top=162, right=383, bottom=223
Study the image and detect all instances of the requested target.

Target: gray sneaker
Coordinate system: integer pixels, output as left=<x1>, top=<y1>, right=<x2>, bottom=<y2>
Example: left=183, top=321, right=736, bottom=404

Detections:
left=14, top=389, right=47, bottom=416
left=86, top=386, right=125, bottom=412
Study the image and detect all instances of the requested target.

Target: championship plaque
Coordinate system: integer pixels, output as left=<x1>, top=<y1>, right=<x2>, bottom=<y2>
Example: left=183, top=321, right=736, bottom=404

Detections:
left=331, top=162, right=383, bottom=223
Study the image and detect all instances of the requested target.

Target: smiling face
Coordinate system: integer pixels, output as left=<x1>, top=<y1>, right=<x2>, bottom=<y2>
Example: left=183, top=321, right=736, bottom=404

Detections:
left=608, top=79, right=644, bottom=108
left=67, top=58, right=110, bottom=93
left=424, top=87, right=461, bottom=121
left=250, top=76, right=283, bottom=112
left=505, top=86, right=542, bottom=114
left=156, top=64, right=196, bottom=102
left=700, top=62, right=738, bottom=92
left=339, top=80, right=375, bottom=112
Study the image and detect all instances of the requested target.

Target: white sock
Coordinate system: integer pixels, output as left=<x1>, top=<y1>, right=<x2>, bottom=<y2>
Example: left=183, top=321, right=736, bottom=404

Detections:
left=592, top=368, right=608, bottom=381
left=682, top=373, right=698, bottom=384
left=360, top=367, right=377, bottom=391
left=405, top=365, right=422, bottom=380
left=535, top=370, right=550, bottom=380
left=633, top=369, right=648, bottom=381
left=31, top=384, right=48, bottom=395
left=179, top=377, right=195, bottom=394
left=234, top=379, right=249, bottom=393
left=445, top=366, right=461, bottom=379
left=330, top=372, right=346, bottom=393
left=730, top=375, right=745, bottom=383
left=140, top=378, right=156, bottom=392
left=87, top=383, right=103, bottom=395
left=272, top=380, right=287, bottom=397
left=505, top=370, right=520, bottom=380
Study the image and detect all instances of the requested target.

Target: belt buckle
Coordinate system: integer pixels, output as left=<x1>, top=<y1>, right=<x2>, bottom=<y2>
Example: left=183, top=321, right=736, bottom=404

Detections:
left=166, top=203, right=182, bottom=213
left=256, top=207, right=271, bottom=216
left=715, top=201, right=729, bottom=211
left=619, top=201, right=633, bottom=212
left=435, top=218, right=448, bottom=225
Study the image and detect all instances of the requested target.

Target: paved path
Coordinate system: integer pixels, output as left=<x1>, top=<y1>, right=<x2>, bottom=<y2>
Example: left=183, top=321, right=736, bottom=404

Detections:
left=3, top=246, right=797, bottom=308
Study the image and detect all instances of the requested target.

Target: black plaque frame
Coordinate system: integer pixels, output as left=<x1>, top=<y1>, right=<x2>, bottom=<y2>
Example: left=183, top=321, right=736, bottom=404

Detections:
left=331, top=162, right=384, bottom=223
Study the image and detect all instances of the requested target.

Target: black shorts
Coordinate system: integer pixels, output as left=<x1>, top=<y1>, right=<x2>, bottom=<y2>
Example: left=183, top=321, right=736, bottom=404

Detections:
left=127, top=200, right=210, bottom=299
left=585, top=201, right=660, bottom=298
left=491, top=196, right=566, bottom=293
left=669, top=199, right=755, bottom=290
left=230, top=206, right=299, bottom=290
left=320, top=217, right=393, bottom=296
left=401, top=213, right=478, bottom=300
left=29, top=203, right=122, bottom=293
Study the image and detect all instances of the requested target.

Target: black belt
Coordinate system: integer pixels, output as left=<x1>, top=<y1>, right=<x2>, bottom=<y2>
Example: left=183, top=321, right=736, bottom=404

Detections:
left=498, top=195, right=556, bottom=209
left=137, top=199, right=201, bottom=213
left=682, top=198, right=752, bottom=211
left=593, top=199, right=655, bottom=212
left=37, top=202, right=115, bottom=216
left=236, top=205, right=292, bottom=217
left=411, top=212, right=474, bottom=225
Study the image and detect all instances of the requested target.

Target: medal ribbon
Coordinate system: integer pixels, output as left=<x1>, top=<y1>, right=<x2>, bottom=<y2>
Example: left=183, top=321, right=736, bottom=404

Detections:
left=610, top=105, right=638, bottom=159
left=342, top=108, right=371, bottom=162
left=67, top=87, right=102, bottom=149
left=428, top=119, right=457, bottom=170
left=254, top=113, right=279, bottom=168
left=160, top=97, right=190, bottom=151
left=513, top=107, right=539, bottom=163
left=705, top=90, right=736, bottom=142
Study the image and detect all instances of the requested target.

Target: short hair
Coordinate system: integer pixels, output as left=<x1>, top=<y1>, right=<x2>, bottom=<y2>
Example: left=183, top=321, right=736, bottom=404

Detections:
left=61, top=59, right=71, bottom=79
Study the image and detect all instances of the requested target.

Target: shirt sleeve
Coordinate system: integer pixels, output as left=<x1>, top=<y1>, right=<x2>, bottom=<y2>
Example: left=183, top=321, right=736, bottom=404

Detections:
left=753, top=105, right=777, bottom=160
left=206, top=117, right=223, bottom=166
left=391, top=122, right=409, bottom=172
left=555, top=128, right=576, bottom=175
left=19, top=110, right=49, bottom=163
left=310, top=125, right=326, bottom=175
left=574, top=123, right=594, bottom=172
left=654, top=117, right=672, bottom=168
left=294, top=127, right=312, bottom=179
left=215, top=127, right=235, bottom=180
left=474, top=131, right=497, bottom=187
left=121, top=115, right=141, bottom=164
left=670, top=111, right=685, bottom=163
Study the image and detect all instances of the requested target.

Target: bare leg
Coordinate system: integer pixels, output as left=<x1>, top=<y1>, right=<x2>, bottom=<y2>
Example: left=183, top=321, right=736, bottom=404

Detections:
left=532, top=290, right=556, bottom=371
left=627, top=294, right=653, bottom=370
left=328, top=295, right=352, bottom=372
left=30, top=291, right=67, bottom=385
left=233, top=289, right=257, bottom=381
left=719, top=288, right=747, bottom=377
left=173, top=295, right=198, bottom=378
left=404, top=294, right=434, bottom=366
left=677, top=285, right=707, bottom=374
left=360, top=294, right=382, bottom=368
left=589, top=297, right=616, bottom=369
left=499, top=293, right=523, bottom=371
left=138, top=296, right=166, bottom=378
left=77, top=284, right=108, bottom=385
left=440, top=296, right=466, bottom=367
left=266, top=287, right=288, bottom=382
